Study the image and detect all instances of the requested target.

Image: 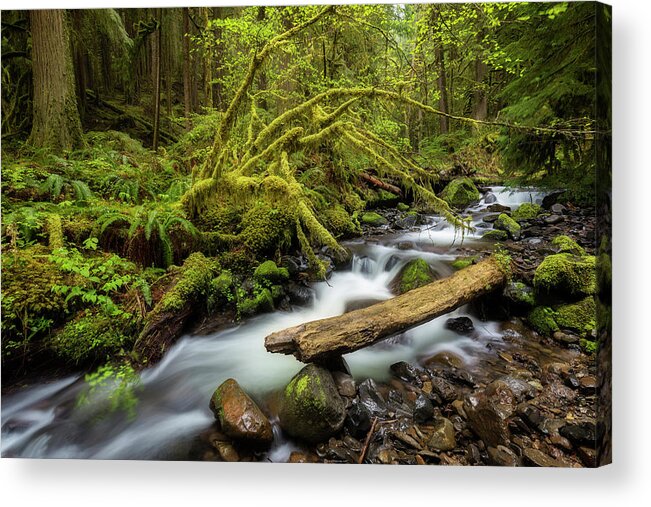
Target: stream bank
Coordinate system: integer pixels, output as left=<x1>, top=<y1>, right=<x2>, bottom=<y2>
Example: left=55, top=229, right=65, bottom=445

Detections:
left=1, top=186, right=599, bottom=466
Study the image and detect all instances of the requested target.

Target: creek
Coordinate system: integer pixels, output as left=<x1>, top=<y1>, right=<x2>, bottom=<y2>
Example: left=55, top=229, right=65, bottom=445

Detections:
left=1, top=186, right=547, bottom=460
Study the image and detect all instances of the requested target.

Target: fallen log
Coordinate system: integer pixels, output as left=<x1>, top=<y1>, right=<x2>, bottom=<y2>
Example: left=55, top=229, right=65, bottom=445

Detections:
left=265, top=258, right=506, bottom=363
left=359, top=172, right=403, bottom=197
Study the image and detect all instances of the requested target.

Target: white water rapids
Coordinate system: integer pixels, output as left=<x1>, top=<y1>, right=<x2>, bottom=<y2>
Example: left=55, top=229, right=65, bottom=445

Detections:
left=1, top=186, right=546, bottom=460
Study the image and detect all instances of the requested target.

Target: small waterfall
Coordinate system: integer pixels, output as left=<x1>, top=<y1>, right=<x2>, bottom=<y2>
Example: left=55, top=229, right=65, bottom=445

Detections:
left=1, top=186, right=546, bottom=460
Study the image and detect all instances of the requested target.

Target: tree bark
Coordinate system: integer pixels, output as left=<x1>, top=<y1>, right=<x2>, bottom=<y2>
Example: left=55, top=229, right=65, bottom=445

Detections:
left=265, top=259, right=506, bottom=363
left=182, top=7, right=191, bottom=129
left=152, top=9, right=162, bottom=150
left=436, top=45, right=449, bottom=134
left=29, top=9, right=84, bottom=152
left=473, top=58, right=488, bottom=121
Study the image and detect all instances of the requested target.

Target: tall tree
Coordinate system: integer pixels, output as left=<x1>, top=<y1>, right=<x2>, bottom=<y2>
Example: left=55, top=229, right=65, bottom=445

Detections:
left=28, top=9, right=84, bottom=152
left=182, top=7, right=191, bottom=128
left=152, top=9, right=162, bottom=150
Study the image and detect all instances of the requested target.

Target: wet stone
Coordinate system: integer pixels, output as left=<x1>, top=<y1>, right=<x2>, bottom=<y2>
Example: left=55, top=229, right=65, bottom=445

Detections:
left=445, top=316, right=475, bottom=334
left=390, top=361, right=423, bottom=387
left=488, top=445, right=521, bottom=466
left=413, top=394, right=435, bottom=423
left=428, top=417, right=456, bottom=451
left=523, top=447, right=565, bottom=467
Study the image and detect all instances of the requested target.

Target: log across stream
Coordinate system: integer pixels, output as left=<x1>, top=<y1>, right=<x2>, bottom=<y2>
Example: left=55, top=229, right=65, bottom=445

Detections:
left=1, top=187, right=547, bottom=460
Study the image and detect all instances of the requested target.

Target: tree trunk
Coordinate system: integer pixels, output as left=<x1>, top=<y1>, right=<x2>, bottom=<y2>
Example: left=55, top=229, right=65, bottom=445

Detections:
left=436, top=45, right=449, bottom=134
left=29, top=9, right=84, bottom=152
left=182, top=7, right=191, bottom=128
left=152, top=9, right=162, bottom=150
left=473, top=58, right=488, bottom=121
left=265, top=259, right=506, bottom=363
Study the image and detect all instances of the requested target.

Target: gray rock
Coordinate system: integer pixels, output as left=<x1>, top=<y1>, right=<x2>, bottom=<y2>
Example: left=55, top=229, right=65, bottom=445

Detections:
left=413, top=394, right=434, bottom=423
left=545, top=214, right=564, bottom=225
left=488, top=445, right=521, bottom=466
left=484, top=192, right=497, bottom=204
left=445, top=316, right=474, bottom=334
left=550, top=203, right=567, bottom=215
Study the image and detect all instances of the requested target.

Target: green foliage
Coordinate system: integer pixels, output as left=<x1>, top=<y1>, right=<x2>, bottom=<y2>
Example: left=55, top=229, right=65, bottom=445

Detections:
left=50, top=310, right=137, bottom=365
left=554, top=297, right=596, bottom=335
left=76, top=361, right=142, bottom=421
left=253, top=260, right=289, bottom=286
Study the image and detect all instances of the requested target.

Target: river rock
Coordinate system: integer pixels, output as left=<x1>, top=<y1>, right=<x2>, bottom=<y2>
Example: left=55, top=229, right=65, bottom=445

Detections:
left=445, top=316, right=474, bottom=334
left=332, top=371, right=357, bottom=398
left=464, top=381, right=516, bottom=448
left=424, top=350, right=465, bottom=369
left=552, top=331, right=580, bottom=345
left=390, top=361, right=423, bottom=386
left=286, top=281, right=314, bottom=305
left=486, top=203, right=511, bottom=213
left=523, top=448, right=565, bottom=467
left=483, top=212, right=501, bottom=223
left=209, top=379, right=273, bottom=445
left=395, top=213, right=419, bottom=229
left=484, top=192, right=497, bottom=204
left=279, top=364, right=346, bottom=443
left=550, top=203, right=567, bottom=215
left=429, top=375, right=458, bottom=403
left=559, top=418, right=596, bottom=445
left=413, top=394, right=434, bottom=423
left=545, top=214, right=564, bottom=225
left=428, top=417, right=456, bottom=451
left=488, top=445, right=521, bottom=466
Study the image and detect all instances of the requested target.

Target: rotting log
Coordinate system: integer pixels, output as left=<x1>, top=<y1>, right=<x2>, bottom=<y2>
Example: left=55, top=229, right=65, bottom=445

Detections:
left=359, top=172, right=403, bottom=197
left=265, top=258, right=506, bottom=363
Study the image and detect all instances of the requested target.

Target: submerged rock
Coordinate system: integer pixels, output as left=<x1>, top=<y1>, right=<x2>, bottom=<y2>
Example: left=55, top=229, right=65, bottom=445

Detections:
left=209, top=379, right=273, bottom=445
left=445, top=316, right=474, bottom=334
left=279, top=364, right=346, bottom=443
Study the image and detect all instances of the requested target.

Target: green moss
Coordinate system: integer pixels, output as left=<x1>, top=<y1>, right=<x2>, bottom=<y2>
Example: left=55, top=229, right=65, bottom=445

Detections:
left=321, top=204, right=361, bottom=238
left=360, top=211, right=388, bottom=226
left=253, top=260, right=289, bottom=286
left=494, top=213, right=521, bottom=240
left=505, top=281, right=536, bottom=307
left=551, top=235, right=586, bottom=256
left=554, top=297, right=596, bottom=334
left=158, top=252, right=220, bottom=313
left=50, top=311, right=136, bottom=365
left=397, top=202, right=410, bottom=212
left=239, top=202, right=294, bottom=256
left=208, top=270, right=235, bottom=310
left=451, top=255, right=478, bottom=270
left=533, top=253, right=597, bottom=297
left=46, top=214, right=64, bottom=250
left=511, top=203, right=541, bottom=222
left=580, top=338, right=598, bottom=354
left=399, top=258, right=434, bottom=293
left=492, top=247, right=512, bottom=280
left=527, top=306, right=559, bottom=336
left=238, top=287, right=274, bottom=316
left=439, top=177, right=481, bottom=208
left=482, top=229, right=508, bottom=241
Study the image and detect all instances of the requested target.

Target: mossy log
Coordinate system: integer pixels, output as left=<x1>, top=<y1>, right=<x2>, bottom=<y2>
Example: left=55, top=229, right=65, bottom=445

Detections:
left=359, top=172, right=403, bottom=197
left=265, top=259, right=506, bottom=363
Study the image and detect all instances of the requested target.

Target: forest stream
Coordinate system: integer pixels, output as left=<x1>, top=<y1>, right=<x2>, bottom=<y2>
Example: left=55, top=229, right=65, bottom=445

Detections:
left=2, top=186, right=597, bottom=464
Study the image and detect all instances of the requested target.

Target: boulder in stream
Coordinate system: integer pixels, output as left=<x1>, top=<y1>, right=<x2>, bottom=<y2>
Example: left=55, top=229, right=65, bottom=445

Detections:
left=210, top=379, right=273, bottom=445
left=279, top=364, right=346, bottom=443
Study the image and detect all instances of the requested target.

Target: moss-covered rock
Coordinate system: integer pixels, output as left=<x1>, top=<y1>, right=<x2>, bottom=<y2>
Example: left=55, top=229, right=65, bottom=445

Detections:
left=279, top=363, right=346, bottom=443
left=253, top=260, right=289, bottom=286
left=551, top=235, right=586, bottom=256
left=396, top=258, right=434, bottom=293
left=527, top=306, right=560, bottom=336
left=504, top=281, right=536, bottom=308
left=554, top=296, right=596, bottom=334
left=482, top=229, right=508, bottom=241
left=494, top=213, right=521, bottom=240
left=440, top=177, right=481, bottom=208
left=238, top=287, right=274, bottom=316
left=360, top=211, right=388, bottom=227
left=533, top=253, right=597, bottom=297
left=396, top=202, right=410, bottom=212
left=511, top=203, right=542, bottom=222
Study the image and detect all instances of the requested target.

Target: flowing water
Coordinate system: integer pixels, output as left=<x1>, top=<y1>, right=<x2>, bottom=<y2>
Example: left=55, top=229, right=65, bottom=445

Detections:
left=1, top=186, right=547, bottom=460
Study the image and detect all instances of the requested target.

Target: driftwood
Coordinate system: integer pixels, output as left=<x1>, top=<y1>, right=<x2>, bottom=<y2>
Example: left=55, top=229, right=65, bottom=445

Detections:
left=265, top=259, right=505, bottom=363
left=359, top=172, right=403, bottom=197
